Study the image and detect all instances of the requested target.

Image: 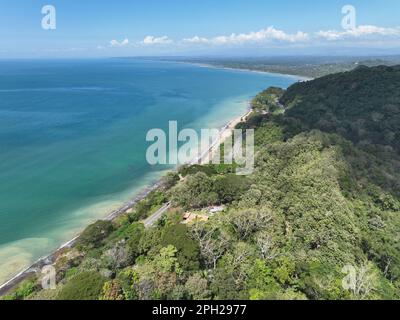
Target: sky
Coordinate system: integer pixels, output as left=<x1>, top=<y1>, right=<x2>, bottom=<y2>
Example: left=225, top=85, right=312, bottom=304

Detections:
left=1, top=0, right=400, bottom=58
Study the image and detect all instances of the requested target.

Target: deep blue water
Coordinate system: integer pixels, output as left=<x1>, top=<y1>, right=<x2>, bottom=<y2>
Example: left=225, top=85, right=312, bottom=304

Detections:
left=0, top=59, right=297, bottom=282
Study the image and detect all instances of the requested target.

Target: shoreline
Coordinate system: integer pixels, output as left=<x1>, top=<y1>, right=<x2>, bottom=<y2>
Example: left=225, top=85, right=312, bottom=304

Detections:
left=0, top=180, right=164, bottom=295
left=174, top=60, right=313, bottom=82
left=0, top=102, right=253, bottom=296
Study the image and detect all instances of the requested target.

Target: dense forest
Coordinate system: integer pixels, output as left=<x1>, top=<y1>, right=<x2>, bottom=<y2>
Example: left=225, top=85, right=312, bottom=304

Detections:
left=3, top=65, right=400, bottom=300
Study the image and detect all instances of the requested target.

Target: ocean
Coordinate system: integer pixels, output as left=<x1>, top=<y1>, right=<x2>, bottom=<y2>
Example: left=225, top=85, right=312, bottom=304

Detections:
left=0, top=58, right=297, bottom=284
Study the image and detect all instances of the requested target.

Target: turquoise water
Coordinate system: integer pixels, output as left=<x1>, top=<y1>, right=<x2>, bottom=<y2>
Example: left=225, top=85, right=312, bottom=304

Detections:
left=0, top=59, right=297, bottom=283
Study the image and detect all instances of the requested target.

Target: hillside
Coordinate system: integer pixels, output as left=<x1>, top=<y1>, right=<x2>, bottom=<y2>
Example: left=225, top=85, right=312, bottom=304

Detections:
left=3, top=65, right=400, bottom=300
left=281, top=65, right=400, bottom=153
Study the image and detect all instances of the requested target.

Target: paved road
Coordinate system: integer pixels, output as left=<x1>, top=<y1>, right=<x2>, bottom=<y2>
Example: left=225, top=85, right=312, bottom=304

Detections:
left=143, top=202, right=171, bottom=228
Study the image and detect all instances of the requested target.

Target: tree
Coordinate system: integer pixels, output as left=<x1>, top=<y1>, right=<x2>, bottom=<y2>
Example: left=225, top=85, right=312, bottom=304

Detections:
left=254, top=231, right=279, bottom=262
left=153, top=245, right=182, bottom=274
left=102, top=240, right=132, bottom=270
left=77, top=220, right=114, bottom=249
left=161, top=223, right=200, bottom=271
left=185, top=273, right=211, bottom=300
left=219, top=242, right=256, bottom=286
left=190, top=222, right=230, bottom=269
left=161, top=172, right=180, bottom=190
left=210, top=268, right=247, bottom=300
left=213, top=174, right=249, bottom=204
left=126, top=222, right=145, bottom=259
left=226, top=208, right=272, bottom=240
left=169, top=172, right=218, bottom=209
left=342, top=261, right=379, bottom=299
left=128, top=246, right=182, bottom=300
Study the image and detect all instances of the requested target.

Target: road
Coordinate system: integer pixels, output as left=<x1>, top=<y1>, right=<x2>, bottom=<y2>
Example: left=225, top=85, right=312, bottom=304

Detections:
left=143, top=202, right=171, bottom=228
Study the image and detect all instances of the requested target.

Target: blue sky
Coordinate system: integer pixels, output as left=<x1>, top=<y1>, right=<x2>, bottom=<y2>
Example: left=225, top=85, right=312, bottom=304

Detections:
left=1, top=0, right=400, bottom=57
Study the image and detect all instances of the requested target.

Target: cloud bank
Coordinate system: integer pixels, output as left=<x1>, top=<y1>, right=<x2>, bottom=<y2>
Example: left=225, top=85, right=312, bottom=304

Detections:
left=142, top=36, right=173, bottom=45
left=183, top=26, right=309, bottom=45
left=104, top=24, right=400, bottom=51
left=316, top=25, right=400, bottom=41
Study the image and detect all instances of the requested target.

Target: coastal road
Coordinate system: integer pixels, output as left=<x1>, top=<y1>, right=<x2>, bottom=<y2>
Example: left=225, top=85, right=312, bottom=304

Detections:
left=144, top=202, right=171, bottom=228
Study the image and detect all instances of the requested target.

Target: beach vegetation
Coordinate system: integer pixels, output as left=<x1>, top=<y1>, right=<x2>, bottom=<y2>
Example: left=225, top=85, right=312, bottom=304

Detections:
left=76, top=220, right=114, bottom=250
left=0, top=278, right=38, bottom=300
left=128, top=190, right=167, bottom=222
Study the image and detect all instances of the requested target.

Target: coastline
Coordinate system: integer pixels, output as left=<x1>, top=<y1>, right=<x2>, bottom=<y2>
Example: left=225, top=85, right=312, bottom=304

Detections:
left=0, top=101, right=253, bottom=296
left=0, top=180, right=164, bottom=295
left=174, top=60, right=313, bottom=82
left=199, top=103, right=252, bottom=165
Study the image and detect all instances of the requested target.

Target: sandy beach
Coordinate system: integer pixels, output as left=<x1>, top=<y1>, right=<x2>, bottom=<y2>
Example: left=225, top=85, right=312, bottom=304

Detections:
left=199, top=107, right=252, bottom=165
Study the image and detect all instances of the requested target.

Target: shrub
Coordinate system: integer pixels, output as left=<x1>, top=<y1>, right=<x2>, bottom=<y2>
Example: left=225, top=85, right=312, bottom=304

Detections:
left=57, top=271, right=107, bottom=300
left=1, top=279, right=38, bottom=300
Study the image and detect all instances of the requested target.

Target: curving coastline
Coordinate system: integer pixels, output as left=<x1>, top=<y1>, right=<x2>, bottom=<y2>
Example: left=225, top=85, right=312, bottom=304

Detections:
left=0, top=102, right=252, bottom=295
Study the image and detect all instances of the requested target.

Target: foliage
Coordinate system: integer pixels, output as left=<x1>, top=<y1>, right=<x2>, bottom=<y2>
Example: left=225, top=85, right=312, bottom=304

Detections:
left=126, top=222, right=146, bottom=260
left=1, top=279, right=38, bottom=300
left=161, top=223, right=200, bottom=271
left=281, top=65, right=400, bottom=154
left=161, top=172, right=180, bottom=190
left=251, top=87, right=284, bottom=114
left=99, top=280, right=125, bottom=300
left=185, top=273, right=211, bottom=300
left=213, top=174, right=249, bottom=204
left=129, top=190, right=167, bottom=222
left=56, top=271, right=107, bottom=300
left=169, top=172, right=218, bottom=209
left=77, top=220, right=114, bottom=250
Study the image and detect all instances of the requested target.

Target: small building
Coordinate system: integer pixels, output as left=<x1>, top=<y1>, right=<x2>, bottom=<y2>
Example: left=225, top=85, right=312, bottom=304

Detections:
left=209, top=205, right=226, bottom=215
left=182, top=212, right=209, bottom=224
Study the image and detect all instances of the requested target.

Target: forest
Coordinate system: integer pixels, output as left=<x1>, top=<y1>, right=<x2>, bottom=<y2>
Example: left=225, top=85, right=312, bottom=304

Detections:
left=2, top=65, right=400, bottom=300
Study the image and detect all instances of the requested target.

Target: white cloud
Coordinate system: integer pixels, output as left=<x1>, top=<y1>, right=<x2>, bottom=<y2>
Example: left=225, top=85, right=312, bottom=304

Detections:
left=109, top=38, right=129, bottom=47
left=102, top=24, right=400, bottom=51
left=183, top=25, right=400, bottom=48
left=182, top=36, right=210, bottom=44
left=142, top=36, right=173, bottom=45
left=317, top=25, right=400, bottom=41
left=182, top=26, right=309, bottom=45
